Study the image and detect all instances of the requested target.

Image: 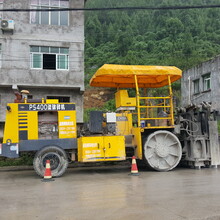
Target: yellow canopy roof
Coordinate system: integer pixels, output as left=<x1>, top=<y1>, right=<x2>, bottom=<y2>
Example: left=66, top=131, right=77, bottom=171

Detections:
left=90, top=64, right=182, bottom=88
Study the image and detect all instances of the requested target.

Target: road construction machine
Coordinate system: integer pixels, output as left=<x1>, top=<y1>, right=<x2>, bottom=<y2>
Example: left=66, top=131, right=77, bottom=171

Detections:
left=0, top=64, right=219, bottom=177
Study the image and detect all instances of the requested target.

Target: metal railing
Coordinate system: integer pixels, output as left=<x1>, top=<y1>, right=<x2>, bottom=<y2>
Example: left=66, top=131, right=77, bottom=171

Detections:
left=134, top=75, right=174, bottom=129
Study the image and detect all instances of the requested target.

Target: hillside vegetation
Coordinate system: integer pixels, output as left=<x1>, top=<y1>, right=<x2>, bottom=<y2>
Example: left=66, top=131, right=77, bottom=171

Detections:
left=85, top=0, right=220, bottom=86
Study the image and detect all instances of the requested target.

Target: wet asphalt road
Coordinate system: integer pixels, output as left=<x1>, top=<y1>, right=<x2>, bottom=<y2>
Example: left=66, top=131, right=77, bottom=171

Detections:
left=0, top=165, right=220, bottom=220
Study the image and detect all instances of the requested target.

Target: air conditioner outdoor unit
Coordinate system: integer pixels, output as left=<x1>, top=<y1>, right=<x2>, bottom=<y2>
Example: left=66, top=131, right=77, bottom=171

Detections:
left=1, top=20, right=14, bottom=31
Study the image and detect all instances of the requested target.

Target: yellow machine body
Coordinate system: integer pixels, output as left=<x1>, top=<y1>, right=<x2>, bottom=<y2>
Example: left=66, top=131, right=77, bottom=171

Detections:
left=1, top=64, right=183, bottom=177
left=3, top=100, right=76, bottom=144
left=116, top=112, right=133, bottom=136
left=90, top=64, right=182, bottom=160
left=3, top=103, right=19, bottom=144
left=78, top=136, right=125, bottom=162
left=115, top=90, right=136, bottom=109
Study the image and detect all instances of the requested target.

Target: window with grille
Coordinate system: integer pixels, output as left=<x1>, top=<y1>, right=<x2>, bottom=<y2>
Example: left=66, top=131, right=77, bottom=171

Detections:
left=0, top=0, right=3, bottom=19
left=30, top=0, right=69, bottom=26
left=0, top=44, right=1, bottom=66
left=193, top=79, right=200, bottom=94
left=30, top=46, right=69, bottom=70
left=47, top=96, right=70, bottom=102
left=202, top=73, right=211, bottom=91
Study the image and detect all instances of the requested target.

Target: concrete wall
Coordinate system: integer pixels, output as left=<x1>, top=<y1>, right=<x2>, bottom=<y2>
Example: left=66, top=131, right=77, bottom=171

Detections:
left=181, top=55, right=220, bottom=110
left=0, top=0, right=85, bottom=122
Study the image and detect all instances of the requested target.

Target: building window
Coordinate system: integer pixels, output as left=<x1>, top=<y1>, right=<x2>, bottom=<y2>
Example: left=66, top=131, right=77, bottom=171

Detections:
left=203, top=73, right=211, bottom=91
left=193, top=79, right=200, bottom=94
left=47, top=96, right=70, bottom=102
left=30, top=46, right=69, bottom=70
left=0, top=44, right=1, bottom=68
left=30, top=0, right=69, bottom=26
left=0, top=0, right=3, bottom=19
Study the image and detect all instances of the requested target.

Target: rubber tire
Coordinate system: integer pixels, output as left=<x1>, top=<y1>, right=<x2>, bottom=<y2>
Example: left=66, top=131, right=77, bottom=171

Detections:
left=33, top=146, right=68, bottom=177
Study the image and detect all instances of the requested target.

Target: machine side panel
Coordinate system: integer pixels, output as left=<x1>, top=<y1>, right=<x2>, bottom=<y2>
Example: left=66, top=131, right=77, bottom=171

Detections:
left=0, top=143, right=19, bottom=158
left=19, top=138, right=77, bottom=151
left=89, top=111, right=103, bottom=133
left=58, top=110, right=77, bottom=139
left=78, top=136, right=103, bottom=162
left=115, top=90, right=136, bottom=108
left=27, top=111, right=38, bottom=140
left=78, top=136, right=126, bottom=162
left=116, top=113, right=133, bottom=136
left=132, top=127, right=143, bottom=159
left=209, top=121, right=220, bottom=166
left=104, top=136, right=126, bottom=161
left=3, top=104, right=19, bottom=144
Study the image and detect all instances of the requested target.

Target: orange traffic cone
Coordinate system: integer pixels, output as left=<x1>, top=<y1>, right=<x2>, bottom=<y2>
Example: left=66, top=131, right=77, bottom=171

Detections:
left=129, top=156, right=139, bottom=176
left=42, top=160, right=54, bottom=182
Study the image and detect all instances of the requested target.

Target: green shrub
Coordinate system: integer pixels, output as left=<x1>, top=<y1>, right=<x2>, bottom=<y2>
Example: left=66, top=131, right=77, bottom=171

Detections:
left=0, top=152, right=34, bottom=167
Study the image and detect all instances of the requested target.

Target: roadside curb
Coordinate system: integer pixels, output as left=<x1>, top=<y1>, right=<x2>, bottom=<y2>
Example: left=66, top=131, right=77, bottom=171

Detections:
left=0, top=161, right=131, bottom=172
left=0, top=166, right=33, bottom=171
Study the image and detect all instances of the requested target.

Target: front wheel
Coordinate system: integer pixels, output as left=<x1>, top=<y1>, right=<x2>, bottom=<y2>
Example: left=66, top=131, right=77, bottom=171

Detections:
left=33, top=146, right=68, bottom=177
left=143, top=130, right=182, bottom=171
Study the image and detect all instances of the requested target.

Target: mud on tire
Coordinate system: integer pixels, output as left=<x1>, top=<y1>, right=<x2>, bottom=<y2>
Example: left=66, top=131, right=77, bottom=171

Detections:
left=33, top=146, right=68, bottom=177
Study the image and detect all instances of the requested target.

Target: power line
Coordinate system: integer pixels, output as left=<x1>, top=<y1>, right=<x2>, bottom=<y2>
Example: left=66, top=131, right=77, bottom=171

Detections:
left=1, top=5, right=220, bottom=12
